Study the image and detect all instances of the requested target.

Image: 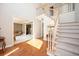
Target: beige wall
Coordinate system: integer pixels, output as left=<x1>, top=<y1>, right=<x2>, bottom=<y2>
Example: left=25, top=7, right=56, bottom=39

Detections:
left=14, top=23, right=22, bottom=33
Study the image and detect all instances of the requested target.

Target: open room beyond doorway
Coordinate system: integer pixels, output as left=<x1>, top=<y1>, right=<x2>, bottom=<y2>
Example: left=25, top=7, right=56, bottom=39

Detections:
left=13, top=17, right=33, bottom=44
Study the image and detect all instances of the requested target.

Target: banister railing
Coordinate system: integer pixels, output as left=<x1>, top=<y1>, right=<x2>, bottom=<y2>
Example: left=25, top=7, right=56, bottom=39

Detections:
left=47, top=11, right=60, bottom=55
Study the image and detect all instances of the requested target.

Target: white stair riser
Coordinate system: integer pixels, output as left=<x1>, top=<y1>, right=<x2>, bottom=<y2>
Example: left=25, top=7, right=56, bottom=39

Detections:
left=58, top=26, right=79, bottom=30
left=57, top=33, right=79, bottom=39
left=54, top=48, right=76, bottom=56
left=56, top=42, right=79, bottom=54
left=57, top=29, right=79, bottom=34
left=56, top=37, right=79, bottom=45
left=59, top=22, right=79, bottom=26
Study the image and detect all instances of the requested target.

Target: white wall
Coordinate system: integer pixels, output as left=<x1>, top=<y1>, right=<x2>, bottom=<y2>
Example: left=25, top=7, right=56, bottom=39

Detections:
left=61, top=4, right=69, bottom=14
left=59, top=4, right=76, bottom=23
left=59, top=11, right=75, bottom=23
left=0, top=3, right=37, bottom=48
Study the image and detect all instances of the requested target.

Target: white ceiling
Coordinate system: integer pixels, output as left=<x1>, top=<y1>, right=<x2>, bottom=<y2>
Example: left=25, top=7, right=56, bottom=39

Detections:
left=36, top=3, right=64, bottom=8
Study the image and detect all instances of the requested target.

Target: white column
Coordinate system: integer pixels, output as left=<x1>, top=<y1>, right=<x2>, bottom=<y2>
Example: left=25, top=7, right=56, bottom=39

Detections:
left=22, top=24, right=26, bottom=35
left=33, top=20, right=36, bottom=40
left=33, top=19, right=41, bottom=40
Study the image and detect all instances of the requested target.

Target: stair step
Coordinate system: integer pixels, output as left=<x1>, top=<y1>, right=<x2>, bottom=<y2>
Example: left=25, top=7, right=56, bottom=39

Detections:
left=57, top=31, right=79, bottom=34
left=56, top=42, right=79, bottom=55
left=56, top=37, right=79, bottom=46
left=54, top=47, right=78, bottom=56
left=57, top=29, right=79, bottom=34
left=59, top=22, right=79, bottom=24
left=59, top=22, right=79, bottom=26
left=56, top=33, right=79, bottom=39
left=57, top=26, right=79, bottom=30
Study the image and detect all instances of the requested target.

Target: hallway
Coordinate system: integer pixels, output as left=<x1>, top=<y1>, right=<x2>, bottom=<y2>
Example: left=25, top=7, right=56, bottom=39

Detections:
left=0, top=39, right=48, bottom=56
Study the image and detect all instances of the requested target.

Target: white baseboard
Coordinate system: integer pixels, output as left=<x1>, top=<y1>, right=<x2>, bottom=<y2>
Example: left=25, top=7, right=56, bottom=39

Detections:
left=0, top=44, right=14, bottom=50
left=0, top=39, right=31, bottom=50
left=14, top=40, right=27, bottom=45
left=6, top=44, right=14, bottom=48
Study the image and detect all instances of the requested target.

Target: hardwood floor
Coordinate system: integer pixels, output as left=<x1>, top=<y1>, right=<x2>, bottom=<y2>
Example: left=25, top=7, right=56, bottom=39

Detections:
left=0, top=39, right=48, bottom=56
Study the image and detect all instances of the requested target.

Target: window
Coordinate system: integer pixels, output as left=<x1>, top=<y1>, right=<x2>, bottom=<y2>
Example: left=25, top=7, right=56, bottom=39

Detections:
left=49, top=9, right=53, bottom=16
left=72, top=3, right=75, bottom=11
left=48, top=6, right=54, bottom=16
left=68, top=3, right=75, bottom=12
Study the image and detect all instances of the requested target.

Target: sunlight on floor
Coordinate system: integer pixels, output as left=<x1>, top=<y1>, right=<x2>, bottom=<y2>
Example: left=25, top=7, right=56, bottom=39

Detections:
left=26, top=39, right=43, bottom=49
left=4, top=47, right=19, bottom=56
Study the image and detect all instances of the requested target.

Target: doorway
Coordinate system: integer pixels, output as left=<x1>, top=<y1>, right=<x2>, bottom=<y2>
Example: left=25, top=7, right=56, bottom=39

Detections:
left=26, top=24, right=32, bottom=35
